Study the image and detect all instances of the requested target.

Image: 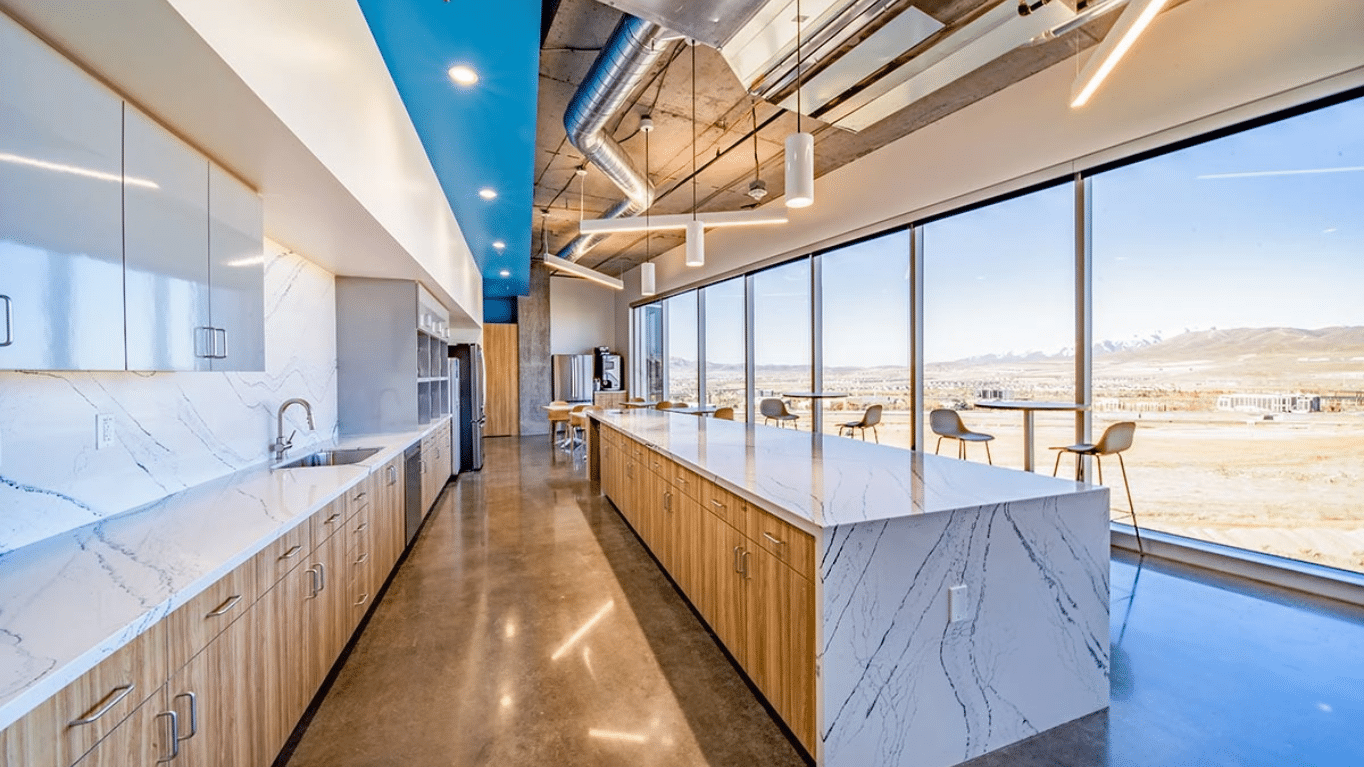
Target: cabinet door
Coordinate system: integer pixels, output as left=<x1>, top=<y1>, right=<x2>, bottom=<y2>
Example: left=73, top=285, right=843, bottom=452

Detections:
left=745, top=548, right=816, bottom=751
left=71, top=687, right=174, bottom=767
left=702, top=514, right=748, bottom=664
left=167, top=607, right=256, bottom=767
left=122, top=105, right=211, bottom=371
left=207, top=163, right=264, bottom=371
left=258, top=562, right=315, bottom=756
left=672, top=494, right=703, bottom=602
left=0, top=14, right=125, bottom=370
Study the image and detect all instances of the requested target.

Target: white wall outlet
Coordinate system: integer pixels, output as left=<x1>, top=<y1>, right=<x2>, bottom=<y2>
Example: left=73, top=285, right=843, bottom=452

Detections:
left=96, top=414, right=116, bottom=449
left=948, top=584, right=969, bottom=624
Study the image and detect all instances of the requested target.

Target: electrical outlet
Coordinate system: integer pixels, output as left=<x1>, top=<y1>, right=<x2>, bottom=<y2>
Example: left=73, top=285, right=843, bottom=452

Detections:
left=96, top=414, right=115, bottom=449
left=948, top=584, right=969, bottom=624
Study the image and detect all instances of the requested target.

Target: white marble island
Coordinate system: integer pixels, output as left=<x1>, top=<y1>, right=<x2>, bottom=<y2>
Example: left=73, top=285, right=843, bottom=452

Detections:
left=588, top=409, right=1110, bottom=767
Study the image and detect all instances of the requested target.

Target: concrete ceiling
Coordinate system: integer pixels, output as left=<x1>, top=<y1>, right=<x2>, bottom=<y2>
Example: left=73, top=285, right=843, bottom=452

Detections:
left=533, top=0, right=1189, bottom=277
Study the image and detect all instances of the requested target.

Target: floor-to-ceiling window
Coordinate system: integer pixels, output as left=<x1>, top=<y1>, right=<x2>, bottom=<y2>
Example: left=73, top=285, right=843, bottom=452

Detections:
left=922, top=183, right=1075, bottom=470
left=752, top=258, right=812, bottom=427
left=1092, top=96, right=1364, bottom=573
left=703, top=277, right=747, bottom=420
left=636, top=303, right=664, bottom=402
left=820, top=231, right=911, bottom=443
left=664, top=291, right=699, bottom=405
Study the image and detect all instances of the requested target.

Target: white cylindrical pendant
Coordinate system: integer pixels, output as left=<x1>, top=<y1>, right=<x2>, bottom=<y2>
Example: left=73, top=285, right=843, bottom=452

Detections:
left=784, top=131, right=814, bottom=208
left=640, top=261, right=656, bottom=296
left=685, top=220, right=705, bottom=267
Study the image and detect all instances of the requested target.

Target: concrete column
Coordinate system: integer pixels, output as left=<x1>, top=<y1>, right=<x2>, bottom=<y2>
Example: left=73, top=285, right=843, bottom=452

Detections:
left=518, top=261, right=552, bottom=435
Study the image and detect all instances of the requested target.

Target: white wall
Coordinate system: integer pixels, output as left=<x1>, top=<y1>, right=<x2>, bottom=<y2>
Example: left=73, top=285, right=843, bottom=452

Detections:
left=621, top=0, right=1364, bottom=303
left=0, top=242, right=338, bottom=555
left=551, top=277, right=619, bottom=354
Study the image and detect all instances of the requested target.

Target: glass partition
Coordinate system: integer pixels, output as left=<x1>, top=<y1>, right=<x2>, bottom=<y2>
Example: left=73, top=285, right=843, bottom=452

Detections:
left=1092, top=96, right=1364, bottom=573
left=820, top=231, right=911, bottom=444
left=704, top=277, right=747, bottom=420
left=664, top=291, right=699, bottom=405
left=752, top=259, right=812, bottom=427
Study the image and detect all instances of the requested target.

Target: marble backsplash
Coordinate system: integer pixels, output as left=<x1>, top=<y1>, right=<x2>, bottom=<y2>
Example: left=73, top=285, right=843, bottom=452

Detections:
left=0, top=241, right=339, bottom=555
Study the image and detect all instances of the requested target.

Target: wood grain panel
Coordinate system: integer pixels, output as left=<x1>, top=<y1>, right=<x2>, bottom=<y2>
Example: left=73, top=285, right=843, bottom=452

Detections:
left=747, top=545, right=817, bottom=751
left=747, top=508, right=816, bottom=582
left=483, top=323, right=520, bottom=436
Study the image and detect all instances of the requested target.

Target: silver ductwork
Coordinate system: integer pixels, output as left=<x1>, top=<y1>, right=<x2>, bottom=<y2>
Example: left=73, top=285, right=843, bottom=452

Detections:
left=557, top=15, right=681, bottom=263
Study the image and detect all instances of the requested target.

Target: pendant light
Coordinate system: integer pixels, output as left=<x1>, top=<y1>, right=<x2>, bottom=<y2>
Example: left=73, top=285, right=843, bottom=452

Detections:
left=785, top=0, right=814, bottom=208
left=640, top=113, right=657, bottom=296
left=684, top=40, right=705, bottom=267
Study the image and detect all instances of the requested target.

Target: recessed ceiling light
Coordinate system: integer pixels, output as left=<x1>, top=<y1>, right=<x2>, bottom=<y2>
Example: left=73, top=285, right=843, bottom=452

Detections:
left=448, top=65, right=478, bottom=86
left=493, top=240, right=506, bottom=250
left=499, top=269, right=511, bottom=277
left=478, top=188, right=497, bottom=200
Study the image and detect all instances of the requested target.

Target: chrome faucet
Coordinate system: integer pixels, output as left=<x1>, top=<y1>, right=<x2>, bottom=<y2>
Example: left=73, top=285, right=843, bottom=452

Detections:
left=273, top=398, right=315, bottom=461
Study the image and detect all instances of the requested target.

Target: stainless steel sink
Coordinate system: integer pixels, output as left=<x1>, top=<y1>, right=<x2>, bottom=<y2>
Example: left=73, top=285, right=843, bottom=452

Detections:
left=276, top=447, right=381, bottom=469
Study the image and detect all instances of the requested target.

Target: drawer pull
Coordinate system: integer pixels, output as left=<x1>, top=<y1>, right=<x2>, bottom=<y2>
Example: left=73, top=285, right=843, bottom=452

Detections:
left=279, top=544, right=302, bottom=560
left=710, top=499, right=726, bottom=509
left=206, top=594, right=242, bottom=617
left=354, top=551, right=370, bottom=566
left=173, top=691, right=198, bottom=740
left=155, top=710, right=179, bottom=763
left=70, top=683, right=135, bottom=726
left=354, top=592, right=369, bottom=607
left=325, top=512, right=342, bottom=524
left=762, top=531, right=787, bottom=548
left=355, top=522, right=369, bottom=533
left=353, top=491, right=367, bottom=502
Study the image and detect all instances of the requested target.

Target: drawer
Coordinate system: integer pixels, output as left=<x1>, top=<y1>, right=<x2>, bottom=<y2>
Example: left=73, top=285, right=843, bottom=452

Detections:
left=670, top=463, right=702, bottom=501
left=166, top=558, right=258, bottom=671
left=702, top=483, right=749, bottom=531
left=344, top=476, right=374, bottom=520
left=8, top=620, right=169, bottom=767
left=646, top=450, right=669, bottom=476
left=253, top=520, right=312, bottom=588
left=347, top=504, right=372, bottom=556
left=747, top=509, right=816, bottom=581
left=310, top=498, right=346, bottom=543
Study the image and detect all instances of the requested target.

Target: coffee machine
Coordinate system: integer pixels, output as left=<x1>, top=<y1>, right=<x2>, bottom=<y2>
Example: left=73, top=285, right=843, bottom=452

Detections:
left=594, top=346, right=622, bottom=391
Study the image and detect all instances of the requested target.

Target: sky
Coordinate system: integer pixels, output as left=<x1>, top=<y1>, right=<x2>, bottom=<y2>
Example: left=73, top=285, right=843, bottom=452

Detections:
left=648, top=95, right=1363, bottom=368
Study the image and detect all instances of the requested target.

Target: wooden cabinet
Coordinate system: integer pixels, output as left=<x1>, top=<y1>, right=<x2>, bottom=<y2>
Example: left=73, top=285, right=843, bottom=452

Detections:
left=166, top=606, right=257, bottom=767
left=598, top=426, right=818, bottom=752
left=483, top=323, right=519, bottom=437
left=70, top=688, right=173, bottom=767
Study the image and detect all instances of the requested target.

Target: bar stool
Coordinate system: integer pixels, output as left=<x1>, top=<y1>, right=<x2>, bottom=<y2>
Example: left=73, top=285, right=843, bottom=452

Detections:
left=1051, top=421, right=1142, bottom=553
left=929, top=409, right=993, bottom=464
left=548, top=400, right=570, bottom=448
left=759, top=398, right=798, bottom=428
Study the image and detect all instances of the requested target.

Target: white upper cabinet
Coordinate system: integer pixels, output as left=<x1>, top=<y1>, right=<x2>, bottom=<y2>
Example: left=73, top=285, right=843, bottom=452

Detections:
left=0, top=13, right=126, bottom=370
left=123, top=105, right=212, bottom=371
left=207, top=163, right=265, bottom=371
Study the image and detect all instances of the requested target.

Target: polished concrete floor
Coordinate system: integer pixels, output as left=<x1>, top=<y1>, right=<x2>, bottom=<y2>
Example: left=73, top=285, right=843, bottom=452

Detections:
left=283, top=436, right=1364, bottom=767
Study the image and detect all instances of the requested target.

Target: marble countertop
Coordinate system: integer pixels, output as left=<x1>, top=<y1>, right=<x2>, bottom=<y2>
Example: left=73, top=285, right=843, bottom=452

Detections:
left=0, top=418, right=449, bottom=731
left=591, top=410, right=1106, bottom=534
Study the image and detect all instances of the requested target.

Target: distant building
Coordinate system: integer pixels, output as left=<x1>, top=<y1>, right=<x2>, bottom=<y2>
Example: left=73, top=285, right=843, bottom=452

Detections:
left=977, top=387, right=1013, bottom=400
left=1216, top=393, right=1321, bottom=414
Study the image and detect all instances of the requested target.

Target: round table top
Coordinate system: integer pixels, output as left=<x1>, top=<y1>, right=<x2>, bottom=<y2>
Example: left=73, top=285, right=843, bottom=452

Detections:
left=782, top=391, right=850, bottom=399
left=974, top=400, right=1090, bottom=411
left=621, top=401, right=662, bottom=408
left=669, top=406, right=719, bottom=415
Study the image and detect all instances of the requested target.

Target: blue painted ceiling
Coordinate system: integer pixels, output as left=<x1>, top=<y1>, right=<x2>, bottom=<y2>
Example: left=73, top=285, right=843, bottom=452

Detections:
left=357, top=0, right=541, bottom=301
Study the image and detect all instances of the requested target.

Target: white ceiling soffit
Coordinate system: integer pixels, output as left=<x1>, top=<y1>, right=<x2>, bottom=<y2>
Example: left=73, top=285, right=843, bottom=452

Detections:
left=593, top=0, right=770, bottom=48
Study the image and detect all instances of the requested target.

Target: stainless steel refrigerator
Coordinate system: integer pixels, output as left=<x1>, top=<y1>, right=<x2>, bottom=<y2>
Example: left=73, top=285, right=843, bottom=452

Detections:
left=552, top=354, right=594, bottom=402
left=451, top=343, right=485, bottom=471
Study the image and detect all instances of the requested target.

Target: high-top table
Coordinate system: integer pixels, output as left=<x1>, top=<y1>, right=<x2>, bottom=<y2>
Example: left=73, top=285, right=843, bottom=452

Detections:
left=973, top=400, right=1090, bottom=471
left=781, top=391, right=849, bottom=433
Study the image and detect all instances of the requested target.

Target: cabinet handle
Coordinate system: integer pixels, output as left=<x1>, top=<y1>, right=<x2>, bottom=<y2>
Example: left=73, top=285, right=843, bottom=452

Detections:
left=214, top=327, right=228, bottom=359
left=317, top=562, right=326, bottom=592
left=173, top=691, right=198, bottom=740
left=70, top=683, right=136, bottom=725
left=206, top=594, right=242, bottom=617
left=155, top=710, right=179, bottom=764
left=742, top=550, right=751, bottom=580
left=354, top=592, right=369, bottom=607
left=279, top=544, right=302, bottom=560
left=762, top=531, right=787, bottom=549
left=195, top=326, right=214, bottom=359
left=663, top=492, right=672, bottom=511
left=388, top=466, right=398, bottom=485
left=306, top=566, right=320, bottom=599
left=0, top=294, right=12, bottom=347
left=711, top=499, right=726, bottom=509
left=325, top=512, right=341, bottom=525
left=733, top=546, right=742, bottom=574
left=353, top=491, right=367, bottom=502
left=355, top=522, right=369, bottom=533
left=354, top=551, right=370, bottom=565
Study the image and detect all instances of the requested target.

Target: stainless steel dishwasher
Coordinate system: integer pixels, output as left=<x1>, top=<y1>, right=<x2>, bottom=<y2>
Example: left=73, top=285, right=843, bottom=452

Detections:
left=404, top=444, right=422, bottom=545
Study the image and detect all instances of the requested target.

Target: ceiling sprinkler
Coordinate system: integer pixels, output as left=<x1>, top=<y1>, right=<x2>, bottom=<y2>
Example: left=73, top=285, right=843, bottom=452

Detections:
left=747, top=178, right=768, bottom=201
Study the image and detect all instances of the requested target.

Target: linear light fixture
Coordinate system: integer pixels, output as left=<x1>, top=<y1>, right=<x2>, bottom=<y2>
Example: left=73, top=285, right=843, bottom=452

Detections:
left=577, top=209, right=789, bottom=235
left=1070, top=0, right=1170, bottom=108
left=543, top=254, right=625, bottom=291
